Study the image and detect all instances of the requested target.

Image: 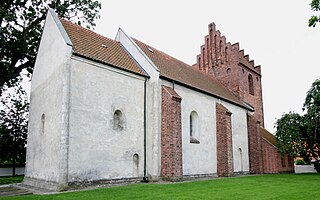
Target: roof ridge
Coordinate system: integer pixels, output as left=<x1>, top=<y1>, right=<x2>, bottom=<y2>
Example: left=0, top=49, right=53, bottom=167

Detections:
left=59, top=18, right=117, bottom=44
left=133, top=38, right=192, bottom=68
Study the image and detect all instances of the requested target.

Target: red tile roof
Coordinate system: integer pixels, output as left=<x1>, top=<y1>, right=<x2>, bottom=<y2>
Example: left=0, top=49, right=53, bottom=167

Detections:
left=133, top=39, right=249, bottom=109
left=260, top=127, right=277, bottom=146
left=59, top=19, right=146, bottom=76
left=59, top=19, right=250, bottom=110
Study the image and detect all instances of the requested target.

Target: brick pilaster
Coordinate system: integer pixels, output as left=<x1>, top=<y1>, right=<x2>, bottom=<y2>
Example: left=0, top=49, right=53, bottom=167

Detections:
left=161, top=86, right=183, bottom=181
left=216, top=103, right=234, bottom=177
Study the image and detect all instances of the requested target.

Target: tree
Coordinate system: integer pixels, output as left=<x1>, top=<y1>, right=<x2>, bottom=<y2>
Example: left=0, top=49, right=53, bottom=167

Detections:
left=0, top=0, right=101, bottom=94
left=0, top=84, right=29, bottom=176
left=309, top=0, right=320, bottom=27
left=275, top=79, right=320, bottom=164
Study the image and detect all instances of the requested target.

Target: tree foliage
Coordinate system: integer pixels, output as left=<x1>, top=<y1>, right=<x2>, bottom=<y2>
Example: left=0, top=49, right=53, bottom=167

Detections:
left=276, top=79, right=320, bottom=164
left=0, top=0, right=101, bottom=94
left=0, top=84, right=29, bottom=175
left=309, top=0, right=320, bottom=27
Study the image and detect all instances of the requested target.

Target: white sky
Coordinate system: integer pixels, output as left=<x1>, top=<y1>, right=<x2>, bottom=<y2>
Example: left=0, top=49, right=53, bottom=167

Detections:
left=94, top=0, right=320, bottom=133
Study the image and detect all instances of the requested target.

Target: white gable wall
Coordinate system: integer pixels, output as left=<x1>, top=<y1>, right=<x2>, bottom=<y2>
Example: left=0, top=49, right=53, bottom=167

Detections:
left=117, top=28, right=162, bottom=179
left=67, top=57, right=146, bottom=181
left=25, top=9, right=72, bottom=185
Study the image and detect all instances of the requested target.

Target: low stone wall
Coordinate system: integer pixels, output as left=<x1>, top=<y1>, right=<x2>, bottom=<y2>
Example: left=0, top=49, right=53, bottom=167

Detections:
left=0, top=167, right=25, bottom=177
left=294, top=164, right=317, bottom=173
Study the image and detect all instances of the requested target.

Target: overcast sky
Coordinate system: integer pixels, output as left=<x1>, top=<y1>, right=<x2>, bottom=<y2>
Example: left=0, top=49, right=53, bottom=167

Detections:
left=93, top=0, right=319, bottom=132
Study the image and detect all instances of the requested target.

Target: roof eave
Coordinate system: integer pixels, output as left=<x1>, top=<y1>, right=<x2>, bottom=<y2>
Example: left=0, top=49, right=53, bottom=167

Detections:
left=72, top=53, right=150, bottom=78
left=160, top=75, right=254, bottom=111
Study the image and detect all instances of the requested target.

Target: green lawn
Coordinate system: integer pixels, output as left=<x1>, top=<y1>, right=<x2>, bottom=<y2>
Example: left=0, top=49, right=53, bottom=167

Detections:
left=0, top=176, right=23, bottom=185
left=1, top=174, right=320, bottom=199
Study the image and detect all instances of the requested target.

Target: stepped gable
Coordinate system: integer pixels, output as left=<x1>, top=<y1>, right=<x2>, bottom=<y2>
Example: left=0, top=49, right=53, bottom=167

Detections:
left=193, top=22, right=261, bottom=76
left=59, top=18, right=146, bottom=76
left=133, top=38, right=251, bottom=110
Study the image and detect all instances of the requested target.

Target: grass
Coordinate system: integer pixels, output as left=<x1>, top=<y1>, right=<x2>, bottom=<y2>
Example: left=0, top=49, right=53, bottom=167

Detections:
left=1, top=174, right=320, bottom=199
left=0, top=176, right=23, bottom=185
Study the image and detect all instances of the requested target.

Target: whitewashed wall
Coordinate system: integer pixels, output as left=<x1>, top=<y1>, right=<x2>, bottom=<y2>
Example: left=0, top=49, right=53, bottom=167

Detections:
left=25, top=10, right=72, bottom=183
left=162, top=80, right=249, bottom=175
left=222, top=102, right=250, bottom=173
left=67, top=57, right=146, bottom=181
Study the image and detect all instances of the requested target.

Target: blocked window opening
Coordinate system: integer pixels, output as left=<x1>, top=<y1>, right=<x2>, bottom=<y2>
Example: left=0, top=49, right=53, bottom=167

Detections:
left=288, top=155, right=293, bottom=166
left=225, top=46, right=228, bottom=61
left=248, top=74, right=254, bottom=95
left=190, top=111, right=200, bottom=144
left=239, top=148, right=243, bottom=172
left=41, top=113, right=45, bottom=135
left=227, top=68, right=231, bottom=74
left=113, top=110, right=124, bottom=131
left=281, top=156, right=286, bottom=167
left=133, top=153, right=139, bottom=177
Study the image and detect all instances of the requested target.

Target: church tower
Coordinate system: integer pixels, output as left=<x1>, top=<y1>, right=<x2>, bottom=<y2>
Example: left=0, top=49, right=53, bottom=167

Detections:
left=193, top=23, right=265, bottom=174
left=192, top=22, right=264, bottom=127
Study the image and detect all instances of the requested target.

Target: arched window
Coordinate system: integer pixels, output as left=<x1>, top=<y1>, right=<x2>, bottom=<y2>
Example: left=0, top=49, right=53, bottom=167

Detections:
left=41, top=113, right=45, bottom=135
left=226, top=68, right=231, bottom=74
left=190, top=111, right=200, bottom=144
left=248, top=74, right=254, bottom=95
left=113, top=110, right=124, bottom=131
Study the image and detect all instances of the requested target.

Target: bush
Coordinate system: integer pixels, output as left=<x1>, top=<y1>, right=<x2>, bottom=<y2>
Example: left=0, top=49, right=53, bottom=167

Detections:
left=314, top=160, right=320, bottom=172
left=295, top=159, right=307, bottom=165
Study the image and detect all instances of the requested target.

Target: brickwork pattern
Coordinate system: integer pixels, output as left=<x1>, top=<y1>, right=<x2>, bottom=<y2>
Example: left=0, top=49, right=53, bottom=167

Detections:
left=262, top=138, right=278, bottom=173
left=247, top=113, right=263, bottom=174
left=193, top=22, right=264, bottom=127
left=161, top=86, right=183, bottom=181
left=261, top=138, right=294, bottom=173
left=216, top=103, right=234, bottom=177
left=278, top=154, right=295, bottom=173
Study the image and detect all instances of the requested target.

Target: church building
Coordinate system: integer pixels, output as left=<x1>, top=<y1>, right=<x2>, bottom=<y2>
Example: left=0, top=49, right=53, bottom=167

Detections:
left=24, top=10, right=294, bottom=191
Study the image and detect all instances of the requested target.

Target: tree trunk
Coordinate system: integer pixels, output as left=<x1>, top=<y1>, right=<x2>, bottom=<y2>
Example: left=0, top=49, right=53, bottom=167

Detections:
left=12, top=155, right=16, bottom=177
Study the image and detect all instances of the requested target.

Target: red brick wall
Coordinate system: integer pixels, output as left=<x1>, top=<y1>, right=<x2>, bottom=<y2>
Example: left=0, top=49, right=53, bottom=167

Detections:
left=193, top=22, right=264, bottom=127
left=278, top=154, right=294, bottom=173
left=261, top=138, right=294, bottom=174
left=262, top=139, right=278, bottom=173
left=161, top=86, right=183, bottom=181
left=216, top=103, right=234, bottom=177
left=247, top=113, right=263, bottom=174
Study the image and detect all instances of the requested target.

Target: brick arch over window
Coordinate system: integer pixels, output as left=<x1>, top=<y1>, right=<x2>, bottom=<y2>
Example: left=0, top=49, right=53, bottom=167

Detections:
left=248, top=74, right=254, bottom=95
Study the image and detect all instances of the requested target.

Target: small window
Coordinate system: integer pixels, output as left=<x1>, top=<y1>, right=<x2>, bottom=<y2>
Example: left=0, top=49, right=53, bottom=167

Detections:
left=41, top=113, right=45, bottom=135
left=242, top=69, right=245, bottom=74
left=190, top=111, right=200, bottom=144
left=226, top=68, right=231, bottom=74
left=248, top=74, right=254, bottom=95
left=113, top=110, right=124, bottom=131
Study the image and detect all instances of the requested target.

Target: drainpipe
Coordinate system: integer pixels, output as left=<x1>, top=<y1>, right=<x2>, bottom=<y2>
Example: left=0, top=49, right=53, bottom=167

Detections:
left=142, top=78, right=149, bottom=182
